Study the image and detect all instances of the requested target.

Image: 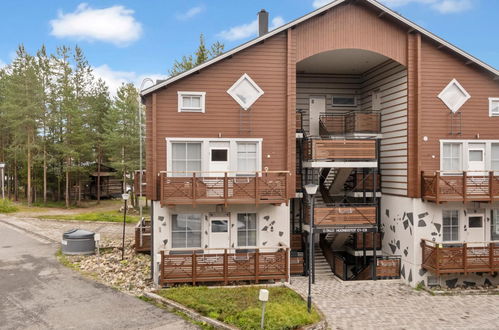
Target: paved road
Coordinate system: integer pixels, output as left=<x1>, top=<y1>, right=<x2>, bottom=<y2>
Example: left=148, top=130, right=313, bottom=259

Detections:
left=290, top=275, right=499, bottom=330
left=0, top=222, right=196, bottom=330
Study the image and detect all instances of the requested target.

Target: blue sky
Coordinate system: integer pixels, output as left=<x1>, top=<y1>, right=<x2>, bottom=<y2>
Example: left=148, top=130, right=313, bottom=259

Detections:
left=0, top=0, right=497, bottom=92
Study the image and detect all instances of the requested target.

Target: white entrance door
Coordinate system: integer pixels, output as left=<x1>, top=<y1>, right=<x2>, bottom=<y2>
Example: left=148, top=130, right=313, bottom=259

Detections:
left=309, top=96, right=325, bottom=136
left=209, top=216, right=230, bottom=252
left=208, top=142, right=230, bottom=177
left=466, top=214, right=485, bottom=244
left=467, top=146, right=485, bottom=175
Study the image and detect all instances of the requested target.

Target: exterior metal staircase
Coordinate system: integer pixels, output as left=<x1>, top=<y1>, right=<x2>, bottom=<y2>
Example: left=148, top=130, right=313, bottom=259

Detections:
left=314, top=244, right=334, bottom=276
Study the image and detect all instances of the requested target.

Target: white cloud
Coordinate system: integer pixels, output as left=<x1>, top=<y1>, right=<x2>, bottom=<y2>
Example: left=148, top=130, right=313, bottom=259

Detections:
left=93, top=64, right=167, bottom=95
left=50, top=3, right=142, bottom=46
left=176, top=6, right=204, bottom=20
left=217, top=16, right=286, bottom=41
left=379, top=0, right=473, bottom=13
left=312, top=0, right=333, bottom=8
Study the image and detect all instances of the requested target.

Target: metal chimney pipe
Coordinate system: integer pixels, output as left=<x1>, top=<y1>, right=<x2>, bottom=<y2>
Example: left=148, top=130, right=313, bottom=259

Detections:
left=258, top=9, right=269, bottom=36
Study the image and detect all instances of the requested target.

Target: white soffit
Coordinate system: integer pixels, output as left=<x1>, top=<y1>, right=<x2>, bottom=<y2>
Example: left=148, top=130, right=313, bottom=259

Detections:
left=438, top=79, right=470, bottom=113
left=227, top=73, right=264, bottom=110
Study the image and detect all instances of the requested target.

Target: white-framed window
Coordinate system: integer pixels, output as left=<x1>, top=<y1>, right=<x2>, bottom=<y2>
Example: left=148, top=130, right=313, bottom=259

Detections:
left=237, top=213, right=257, bottom=247
left=442, top=143, right=462, bottom=171
left=177, top=91, right=206, bottom=113
left=171, top=142, right=201, bottom=176
left=489, top=97, right=499, bottom=117
left=237, top=142, right=257, bottom=174
left=227, top=73, right=264, bottom=110
left=492, top=144, right=499, bottom=171
left=437, top=79, right=470, bottom=113
left=171, top=214, right=202, bottom=248
left=332, top=95, right=357, bottom=107
left=492, top=210, right=499, bottom=241
left=442, top=210, right=459, bottom=241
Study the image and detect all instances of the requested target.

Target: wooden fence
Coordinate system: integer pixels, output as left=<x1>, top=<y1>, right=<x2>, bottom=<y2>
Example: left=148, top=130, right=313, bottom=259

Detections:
left=421, top=239, right=499, bottom=275
left=160, top=248, right=289, bottom=285
left=305, top=205, right=377, bottom=227
left=159, top=171, right=288, bottom=206
left=303, top=139, right=376, bottom=161
left=421, top=171, right=499, bottom=203
left=319, top=112, right=380, bottom=136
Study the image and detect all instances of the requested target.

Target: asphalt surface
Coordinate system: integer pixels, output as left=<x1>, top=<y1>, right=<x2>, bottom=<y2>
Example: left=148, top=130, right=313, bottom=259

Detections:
left=0, top=221, right=196, bottom=330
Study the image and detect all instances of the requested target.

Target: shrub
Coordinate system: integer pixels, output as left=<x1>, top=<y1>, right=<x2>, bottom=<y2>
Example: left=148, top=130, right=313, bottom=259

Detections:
left=0, top=199, right=18, bottom=213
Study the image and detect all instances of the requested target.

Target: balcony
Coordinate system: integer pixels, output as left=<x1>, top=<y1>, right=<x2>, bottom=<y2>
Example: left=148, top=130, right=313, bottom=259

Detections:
left=319, top=112, right=381, bottom=136
left=159, top=171, right=289, bottom=206
left=305, top=205, right=377, bottom=231
left=302, top=139, right=377, bottom=168
left=421, top=171, right=499, bottom=203
left=159, top=247, right=289, bottom=285
left=421, top=239, right=499, bottom=275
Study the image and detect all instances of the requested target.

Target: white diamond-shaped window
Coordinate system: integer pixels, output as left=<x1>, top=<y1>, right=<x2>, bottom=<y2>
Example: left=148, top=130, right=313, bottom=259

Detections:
left=438, top=79, right=471, bottom=113
left=227, top=73, right=264, bottom=110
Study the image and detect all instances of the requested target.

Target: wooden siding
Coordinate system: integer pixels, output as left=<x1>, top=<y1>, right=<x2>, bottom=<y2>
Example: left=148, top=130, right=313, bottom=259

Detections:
left=361, top=61, right=408, bottom=196
left=294, top=3, right=408, bottom=65
left=306, top=206, right=377, bottom=227
left=296, top=73, right=362, bottom=135
left=144, top=32, right=293, bottom=200
left=414, top=39, right=499, bottom=196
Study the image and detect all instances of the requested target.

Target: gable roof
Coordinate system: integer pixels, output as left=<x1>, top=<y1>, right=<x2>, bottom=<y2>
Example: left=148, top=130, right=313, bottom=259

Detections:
left=141, top=0, right=499, bottom=96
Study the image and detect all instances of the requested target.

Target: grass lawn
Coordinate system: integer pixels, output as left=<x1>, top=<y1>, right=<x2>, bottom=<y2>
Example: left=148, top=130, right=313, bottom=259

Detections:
left=0, top=198, right=19, bottom=213
left=38, top=211, right=140, bottom=223
left=157, top=286, right=321, bottom=330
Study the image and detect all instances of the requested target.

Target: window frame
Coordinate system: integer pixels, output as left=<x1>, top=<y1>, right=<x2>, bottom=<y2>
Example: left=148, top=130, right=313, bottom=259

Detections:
left=437, top=78, right=470, bottom=113
left=237, top=213, right=257, bottom=247
left=331, top=94, right=358, bottom=107
left=171, top=213, right=202, bottom=249
left=442, top=210, right=459, bottom=242
left=227, top=73, right=264, bottom=110
left=492, top=143, right=499, bottom=171
left=441, top=142, right=462, bottom=172
left=236, top=142, right=258, bottom=175
left=177, top=91, right=206, bottom=113
left=489, top=97, right=499, bottom=117
left=492, top=210, right=499, bottom=241
left=171, top=142, right=202, bottom=177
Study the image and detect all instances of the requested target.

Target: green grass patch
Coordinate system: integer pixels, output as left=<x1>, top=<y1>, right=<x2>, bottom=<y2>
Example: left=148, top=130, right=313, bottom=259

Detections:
left=157, top=286, right=321, bottom=330
left=39, top=211, right=139, bottom=223
left=0, top=199, right=19, bottom=213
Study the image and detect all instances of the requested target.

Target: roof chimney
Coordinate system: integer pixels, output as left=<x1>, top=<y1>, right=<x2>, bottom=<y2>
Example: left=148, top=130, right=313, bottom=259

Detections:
left=258, top=9, right=269, bottom=37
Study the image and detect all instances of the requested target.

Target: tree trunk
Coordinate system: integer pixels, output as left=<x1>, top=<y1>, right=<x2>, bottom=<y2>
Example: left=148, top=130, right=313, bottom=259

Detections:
left=14, top=156, right=18, bottom=201
left=27, top=134, right=32, bottom=206
left=97, top=151, right=101, bottom=204
left=43, top=144, right=47, bottom=204
left=65, top=158, right=70, bottom=208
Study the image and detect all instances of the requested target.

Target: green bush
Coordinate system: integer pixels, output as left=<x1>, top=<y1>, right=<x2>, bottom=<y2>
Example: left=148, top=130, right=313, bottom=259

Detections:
left=0, top=199, right=19, bottom=213
left=158, top=286, right=321, bottom=330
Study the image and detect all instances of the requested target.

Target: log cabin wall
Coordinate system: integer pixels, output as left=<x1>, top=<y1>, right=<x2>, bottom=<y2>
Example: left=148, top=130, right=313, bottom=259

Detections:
left=360, top=61, right=408, bottom=196
left=144, top=32, right=293, bottom=200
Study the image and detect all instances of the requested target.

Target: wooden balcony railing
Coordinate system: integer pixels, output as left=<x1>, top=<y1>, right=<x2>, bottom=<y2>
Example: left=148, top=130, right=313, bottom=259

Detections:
left=305, top=205, right=377, bottom=227
left=421, top=239, right=499, bottom=275
left=319, top=112, right=381, bottom=136
left=351, top=232, right=382, bottom=250
left=159, top=247, right=289, bottom=285
left=159, top=171, right=289, bottom=206
left=421, top=171, right=499, bottom=203
left=303, top=139, right=376, bottom=161
left=296, top=111, right=303, bottom=132
left=134, top=218, right=151, bottom=253
left=376, top=257, right=401, bottom=279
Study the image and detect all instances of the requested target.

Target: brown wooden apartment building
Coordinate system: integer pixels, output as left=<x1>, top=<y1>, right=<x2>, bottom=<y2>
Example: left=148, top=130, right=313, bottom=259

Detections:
left=140, top=0, right=499, bottom=287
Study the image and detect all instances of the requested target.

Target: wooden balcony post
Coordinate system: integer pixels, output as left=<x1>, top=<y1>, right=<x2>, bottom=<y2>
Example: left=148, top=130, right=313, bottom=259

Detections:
left=224, top=172, right=228, bottom=207
left=435, top=172, right=440, bottom=204
left=223, top=249, right=228, bottom=285
left=160, top=250, right=164, bottom=287
left=420, top=171, right=424, bottom=199
left=489, top=171, right=494, bottom=202
left=489, top=243, right=494, bottom=273
left=160, top=172, right=165, bottom=204
left=255, top=172, right=260, bottom=205
left=435, top=244, right=440, bottom=275
left=285, top=248, right=290, bottom=282
left=421, top=240, right=425, bottom=266
left=192, top=172, right=196, bottom=206
left=255, top=249, right=260, bottom=283
left=463, top=171, right=467, bottom=204
left=463, top=243, right=467, bottom=275
left=192, top=252, right=196, bottom=285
